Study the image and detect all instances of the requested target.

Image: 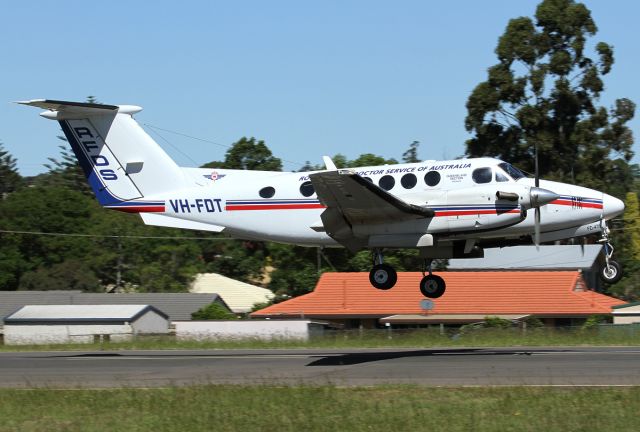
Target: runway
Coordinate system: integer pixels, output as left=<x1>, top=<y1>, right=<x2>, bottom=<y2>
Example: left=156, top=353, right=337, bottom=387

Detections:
left=1, top=347, right=639, bottom=388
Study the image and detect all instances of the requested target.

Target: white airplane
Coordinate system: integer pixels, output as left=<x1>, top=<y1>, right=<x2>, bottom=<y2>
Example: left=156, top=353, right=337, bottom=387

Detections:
left=19, top=99, right=626, bottom=298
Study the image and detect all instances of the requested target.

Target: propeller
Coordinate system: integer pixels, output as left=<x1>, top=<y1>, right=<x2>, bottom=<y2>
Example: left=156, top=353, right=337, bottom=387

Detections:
left=534, top=141, right=540, bottom=249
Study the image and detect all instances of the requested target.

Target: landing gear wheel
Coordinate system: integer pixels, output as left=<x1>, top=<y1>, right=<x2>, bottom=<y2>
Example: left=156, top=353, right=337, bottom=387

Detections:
left=369, top=264, right=397, bottom=290
left=420, top=274, right=446, bottom=298
left=600, top=260, right=622, bottom=284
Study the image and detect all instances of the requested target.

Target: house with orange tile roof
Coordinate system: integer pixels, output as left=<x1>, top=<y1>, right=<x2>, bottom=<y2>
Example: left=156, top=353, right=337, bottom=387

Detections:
left=251, top=271, right=626, bottom=328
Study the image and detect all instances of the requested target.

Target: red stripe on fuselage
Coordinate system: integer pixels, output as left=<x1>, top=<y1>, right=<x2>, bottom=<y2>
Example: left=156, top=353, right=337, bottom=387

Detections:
left=226, top=204, right=326, bottom=211
left=551, top=199, right=603, bottom=209
left=108, top=206, right=166, bottom=213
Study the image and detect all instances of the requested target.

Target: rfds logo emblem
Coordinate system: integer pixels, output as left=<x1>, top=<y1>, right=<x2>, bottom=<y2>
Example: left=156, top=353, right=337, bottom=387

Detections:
left=203, top=171, right=227, bottom=182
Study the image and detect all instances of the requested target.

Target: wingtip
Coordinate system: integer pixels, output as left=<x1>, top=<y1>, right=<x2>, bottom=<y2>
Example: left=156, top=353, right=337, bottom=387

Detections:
left=14, top=99, right=45, bottom=106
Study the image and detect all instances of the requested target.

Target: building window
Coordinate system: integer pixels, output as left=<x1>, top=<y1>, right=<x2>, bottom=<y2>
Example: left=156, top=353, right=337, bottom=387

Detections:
left=259, top=186, right=276, bottom=198
left=299, top=181, right=315, bottom=197
left=424, top=171, right=441, bottom=187
left=472, top=167, right=492, bottom=184
left=401, top=173, right=417, bottom=189
left=378, top=175, right=395, bottom=191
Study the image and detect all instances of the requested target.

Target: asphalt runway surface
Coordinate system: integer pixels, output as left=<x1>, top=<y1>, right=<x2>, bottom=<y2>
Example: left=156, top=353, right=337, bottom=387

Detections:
left=1, top=347, right=639, bottom=388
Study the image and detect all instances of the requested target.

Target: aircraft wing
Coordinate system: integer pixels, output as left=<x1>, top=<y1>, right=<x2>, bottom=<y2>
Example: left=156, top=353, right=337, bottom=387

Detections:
left=310, top=170, right=433, bottom=250
left=311, top=170, right=433, bottom=223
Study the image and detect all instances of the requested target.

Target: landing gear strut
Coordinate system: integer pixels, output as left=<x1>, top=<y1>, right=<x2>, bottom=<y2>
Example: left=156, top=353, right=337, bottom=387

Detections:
left=598, top=220, right=622, bottom=284
left=369, top=250, right=397, bottom=290
left=419, top=259, right=446, bottom=298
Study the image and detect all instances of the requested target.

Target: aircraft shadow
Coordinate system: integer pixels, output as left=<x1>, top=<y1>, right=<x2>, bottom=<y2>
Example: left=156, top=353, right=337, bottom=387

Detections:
left=305, top=348, right=537, bottom=366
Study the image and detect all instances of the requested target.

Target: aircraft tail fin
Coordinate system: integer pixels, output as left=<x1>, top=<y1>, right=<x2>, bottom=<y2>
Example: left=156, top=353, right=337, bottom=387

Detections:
left=17, top=99, right=189, bottom=212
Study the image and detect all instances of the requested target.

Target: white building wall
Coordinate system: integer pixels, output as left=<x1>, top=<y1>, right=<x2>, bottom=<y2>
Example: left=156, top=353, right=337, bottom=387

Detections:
left=131, top=311, right=169, bottom=334
left=4, top=324, right=133, bottom=345
left=613, top=304, right=640, bottom=324
left=613, top=314, right=640, bottom=325
left=175, top=320, right=312, bottom=341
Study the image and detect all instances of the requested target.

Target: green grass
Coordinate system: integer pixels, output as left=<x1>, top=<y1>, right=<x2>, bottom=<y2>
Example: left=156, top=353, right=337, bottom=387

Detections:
left=0, top=385, right=638, bottom=432
left=1, top=326, right=639, bottom=352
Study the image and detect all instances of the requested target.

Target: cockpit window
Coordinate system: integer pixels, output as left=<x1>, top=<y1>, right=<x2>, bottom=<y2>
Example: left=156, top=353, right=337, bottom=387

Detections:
left=496, top=170, right=509, bottom=182
left=472, top=167, right=492, bottom=184
left=498, top=162, right=526, bottom=180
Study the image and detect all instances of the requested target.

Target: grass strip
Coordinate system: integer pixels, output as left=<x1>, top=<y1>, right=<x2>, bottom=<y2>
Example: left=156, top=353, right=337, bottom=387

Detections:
left=1, top=327, right=639, bottom=352
left=0, top=385, right=638, bottom=432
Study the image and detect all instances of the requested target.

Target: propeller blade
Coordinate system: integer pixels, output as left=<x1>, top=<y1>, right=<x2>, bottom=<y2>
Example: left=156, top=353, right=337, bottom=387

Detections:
left=534, top=207, right=541, bottom=250
left=534, top=141, right=539, bottom=188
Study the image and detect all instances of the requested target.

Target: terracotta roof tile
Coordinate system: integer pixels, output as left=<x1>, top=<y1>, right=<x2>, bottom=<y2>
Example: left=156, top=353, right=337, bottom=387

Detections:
left=251, top=271, right=625, bottom=318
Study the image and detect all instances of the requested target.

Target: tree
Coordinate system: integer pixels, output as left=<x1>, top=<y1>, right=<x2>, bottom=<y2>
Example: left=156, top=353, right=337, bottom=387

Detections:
left=609, top=192, right=640, bottom=300
left=201, top=137, right=282, bottom=171
left=402, top=141, right=420, bottom=163
left=348, top=153, right=397, bottom=168
left=0, top=141, right=21, bottom=197
left=43, top=139, right=92, bottom=195
left=191, top=302, right=237, bottom=320
left=465, top=0, right=635, bottom=196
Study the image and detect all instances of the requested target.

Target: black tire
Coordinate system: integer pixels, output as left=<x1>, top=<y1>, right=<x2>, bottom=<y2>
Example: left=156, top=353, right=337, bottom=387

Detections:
left=600, top=260, right=622, bottom=284
left=420, top=274, right=446, bottom=298
left=369, top=264, right=397, bottom=290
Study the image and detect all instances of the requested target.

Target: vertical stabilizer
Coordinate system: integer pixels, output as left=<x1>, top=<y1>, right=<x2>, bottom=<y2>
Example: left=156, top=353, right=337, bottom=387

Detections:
left=18, top=100, right=189, bottom=211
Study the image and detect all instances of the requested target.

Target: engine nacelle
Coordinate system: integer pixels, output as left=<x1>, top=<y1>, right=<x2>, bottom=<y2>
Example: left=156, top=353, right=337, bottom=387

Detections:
left=430, top=185, right=527, bottom=233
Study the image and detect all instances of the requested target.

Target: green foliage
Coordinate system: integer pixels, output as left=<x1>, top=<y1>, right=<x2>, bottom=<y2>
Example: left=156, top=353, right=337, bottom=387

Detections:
left=2, top=386, right=640, bottom=432
left=402, top=141, right=420, bottom=163
left=523, top=316, right=544, bottom=328
left=581, top=314, right=607, bottom=330
left=0, top=141, right=22, bottom=197
left=348, top=153, right=397, bottom=168
left=19, top=259, right=101, bottom=292
left=201, top=137, right=282, bottom=171
left=483, top=316, right=515, bottom=328
left=205, top=241, right=267, bottom=284
left=191, top=302, right=237, bottom=320
left=465, top=0, right=635, bottom=197
left=608, top=192, right=640, bottom=300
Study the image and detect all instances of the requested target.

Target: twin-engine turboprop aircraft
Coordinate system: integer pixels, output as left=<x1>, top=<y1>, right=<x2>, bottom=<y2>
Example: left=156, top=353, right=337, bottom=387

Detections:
left=19, top=100, right=626, bottom=298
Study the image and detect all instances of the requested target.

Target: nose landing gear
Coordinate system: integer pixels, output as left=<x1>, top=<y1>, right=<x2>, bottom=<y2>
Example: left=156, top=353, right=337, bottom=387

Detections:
left=598, top=220, right=623, bottom=284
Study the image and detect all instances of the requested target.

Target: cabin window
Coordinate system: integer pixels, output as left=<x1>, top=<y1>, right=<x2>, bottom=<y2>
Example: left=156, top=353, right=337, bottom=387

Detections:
left=259, top=186, right=276, bottom=198
left=472, top=167, right=492, bottom=184
left=299, top=181, right=315, bottom=197
left=401, top=173, right=417, bottom=189
left=424, top=171, right=441, bottom=187
left=363, top=177, right=373, bottom=183
left=379, top=175, right=395, bottom=191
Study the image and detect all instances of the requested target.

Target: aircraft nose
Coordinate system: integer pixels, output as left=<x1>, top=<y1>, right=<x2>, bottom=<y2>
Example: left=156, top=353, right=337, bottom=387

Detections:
left=603, top=193, right=625, bottom=219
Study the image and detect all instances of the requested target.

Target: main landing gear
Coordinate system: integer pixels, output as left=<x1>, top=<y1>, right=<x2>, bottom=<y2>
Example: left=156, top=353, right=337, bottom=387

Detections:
left=368, top=251, right=446, bottom=298
left=598, top=220, right=623, bottom=284
left=419, top=259, right=446, bottom=299
left=369, top=251, right=397, bottom=290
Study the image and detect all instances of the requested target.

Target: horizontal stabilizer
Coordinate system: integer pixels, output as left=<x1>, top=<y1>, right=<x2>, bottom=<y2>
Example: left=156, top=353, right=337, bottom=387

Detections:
left=140, top=213, right=225, bottom=233
left=16, top=99, right=120, bottom=117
